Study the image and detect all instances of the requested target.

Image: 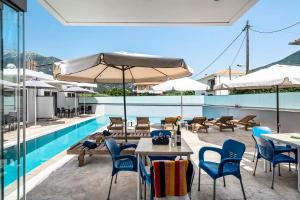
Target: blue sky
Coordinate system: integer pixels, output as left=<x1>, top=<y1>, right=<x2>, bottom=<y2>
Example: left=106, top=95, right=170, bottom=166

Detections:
left=26, top=0, right=300, bottom=79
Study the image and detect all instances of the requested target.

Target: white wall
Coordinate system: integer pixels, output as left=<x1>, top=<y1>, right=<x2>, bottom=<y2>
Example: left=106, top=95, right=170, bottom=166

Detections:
left=37, top=97, right=54, bottom=119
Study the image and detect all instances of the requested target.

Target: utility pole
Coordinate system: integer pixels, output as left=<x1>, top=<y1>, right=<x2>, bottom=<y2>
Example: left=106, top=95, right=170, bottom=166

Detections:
left=245, top=20, right=250, bottom=74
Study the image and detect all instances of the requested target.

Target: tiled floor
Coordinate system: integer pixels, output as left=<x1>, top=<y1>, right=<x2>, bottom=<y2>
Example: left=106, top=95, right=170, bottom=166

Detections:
left=26, top=125, right=300, bottom=200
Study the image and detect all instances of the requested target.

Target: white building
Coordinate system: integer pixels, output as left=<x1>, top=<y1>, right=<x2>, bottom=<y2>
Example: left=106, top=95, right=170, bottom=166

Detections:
left=198, top=69, right=244, bottom=95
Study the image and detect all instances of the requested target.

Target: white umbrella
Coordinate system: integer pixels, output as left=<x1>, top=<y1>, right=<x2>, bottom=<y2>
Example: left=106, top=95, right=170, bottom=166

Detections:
left=25, top=78, right=55, bottom=126
left=214, top=64, right=300, bottom=132
left=153, top=77, right=208, bottom=117
left=54, top=52, right=192, bottom=142
left=63, top=86, right=96, bottom=115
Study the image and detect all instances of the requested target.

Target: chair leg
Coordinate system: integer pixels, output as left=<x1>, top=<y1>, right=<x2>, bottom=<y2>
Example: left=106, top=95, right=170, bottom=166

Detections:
left=240, top=178, right=247, bottom=200
left=115, top=173, right=118, bottom=184
left=253, top=157, right=258, bottom=176
left=252, top=148, right=256, bottom=162
left=198, top=167, right=201, bottom=191
left=223, top=176, right=226, bottom=187
left=213, top=179, right=216, bottom=200
left=271, top=166, right=275, bottom=189
left=269, top=162, right=272, bottom=172
left=107, top=175, right=114, bottom=200
left=144, top=181, right=147, bottom=200
left=278, top=164, right=281, bottom=176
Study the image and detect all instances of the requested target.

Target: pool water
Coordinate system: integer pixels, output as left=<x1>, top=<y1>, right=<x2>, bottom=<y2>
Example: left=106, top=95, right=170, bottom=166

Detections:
left=4, top=115, right=163, bottom=187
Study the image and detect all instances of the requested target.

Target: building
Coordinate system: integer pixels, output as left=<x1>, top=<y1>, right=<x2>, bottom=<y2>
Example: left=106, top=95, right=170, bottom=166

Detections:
left=133, top=82, right=162, bottom=95
left=198, top=69, right=244, bottom=95
left=289, top=38, right=300, bottom=45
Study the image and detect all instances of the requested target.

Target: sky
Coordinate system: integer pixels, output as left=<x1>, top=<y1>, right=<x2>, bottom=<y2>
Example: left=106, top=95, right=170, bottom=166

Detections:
left=26, top=0, right=300, bottom=79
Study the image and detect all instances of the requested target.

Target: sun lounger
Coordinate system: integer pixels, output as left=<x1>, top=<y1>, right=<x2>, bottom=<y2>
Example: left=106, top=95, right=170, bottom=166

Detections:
left=231, top=115, right=260, bottom=131
left=212, top=116, right=235, bottom=132
left=135, top=117, right=150, bottom=133
left=187, top=117, right=209, bottom=133
left=107, top=117, right=124, bottom=132
left=67, top=133, right=136, bottom=166
left=162, top=117, right=178, bottom=130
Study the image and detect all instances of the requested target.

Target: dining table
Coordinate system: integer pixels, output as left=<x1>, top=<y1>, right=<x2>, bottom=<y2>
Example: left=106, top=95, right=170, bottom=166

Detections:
left=135, top=138, right=194, bottom=200
left=262, top=133, right=300, bottom=192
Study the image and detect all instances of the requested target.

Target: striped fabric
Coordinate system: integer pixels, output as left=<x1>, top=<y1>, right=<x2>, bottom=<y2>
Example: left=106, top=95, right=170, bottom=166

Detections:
left=152, top=160, right=193, bottom=199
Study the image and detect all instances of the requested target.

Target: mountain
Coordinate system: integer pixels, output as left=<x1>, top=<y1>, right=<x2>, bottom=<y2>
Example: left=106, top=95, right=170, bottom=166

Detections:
left=252, top=50, right=300, bottom=72
left=4, top=50, right=61, bottom=75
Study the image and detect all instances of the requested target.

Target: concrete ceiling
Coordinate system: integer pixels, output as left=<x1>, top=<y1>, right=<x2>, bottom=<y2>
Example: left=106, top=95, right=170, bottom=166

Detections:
left=38, top=0, right=257, bottom=26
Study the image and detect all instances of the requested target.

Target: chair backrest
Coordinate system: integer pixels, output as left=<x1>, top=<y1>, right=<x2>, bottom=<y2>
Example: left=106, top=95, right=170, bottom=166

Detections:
left=252, top=126, right=272, bottom=138
left=136, top=117, right=150, bottom=124
left=217, top=116, right=233, bottom=123
left=165, top=117, right=177, bottom=124
left=221, top=139, right=246, bottom=160
left=192, top=117, right=207, bottom=124
left=239, top=115, right=256, bottom=123
left=109, top=117, right=123, bottom=125
left=150, top=130, right=172, bottom=137
left=105, top=138, right=121, bottom=157
left=254, top=136, right=274, bottom=161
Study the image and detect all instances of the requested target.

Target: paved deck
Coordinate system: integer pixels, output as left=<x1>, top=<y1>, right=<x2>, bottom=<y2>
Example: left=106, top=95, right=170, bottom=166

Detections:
left=26, top=125, right=300, bottom=200
left=4, top=114, right=97, bottom=147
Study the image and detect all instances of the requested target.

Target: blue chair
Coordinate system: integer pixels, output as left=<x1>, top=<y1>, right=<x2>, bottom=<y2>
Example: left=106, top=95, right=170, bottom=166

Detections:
left=139, top=157, right=153, bottom=200
left=198, top=139, right=246, bottom=200
left=149, top=130, right=176, bottom=161
left=252, top=127, right=297, bottom=172
left=105, top=138, right=137, bottom=200
left=253, top=135, right=297, bottom=189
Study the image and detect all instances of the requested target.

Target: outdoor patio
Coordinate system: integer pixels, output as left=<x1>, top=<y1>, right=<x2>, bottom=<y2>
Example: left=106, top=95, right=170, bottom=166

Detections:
left=25, top=125, right=300, bottom=200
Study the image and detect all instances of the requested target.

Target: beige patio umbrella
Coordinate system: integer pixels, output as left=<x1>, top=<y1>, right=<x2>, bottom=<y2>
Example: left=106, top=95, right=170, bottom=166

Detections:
left=53, top=52, right=192, bottom=142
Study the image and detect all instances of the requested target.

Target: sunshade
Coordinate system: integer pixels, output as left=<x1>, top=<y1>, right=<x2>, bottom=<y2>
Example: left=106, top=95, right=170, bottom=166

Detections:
left=63, top=86, right=96, bottom=115
left=214, top=64, right=300, bottom=132
left=25, top=78, right=55, bottom=126
left=54, top=52, right=192, bottom=142
left=153, top=77, right=208, bottom=117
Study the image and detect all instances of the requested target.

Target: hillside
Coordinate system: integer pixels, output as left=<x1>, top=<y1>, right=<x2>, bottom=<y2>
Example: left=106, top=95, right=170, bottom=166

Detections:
left=252, top=50, right=300, bottom=72
left=4, top=50, right=61, bottom=75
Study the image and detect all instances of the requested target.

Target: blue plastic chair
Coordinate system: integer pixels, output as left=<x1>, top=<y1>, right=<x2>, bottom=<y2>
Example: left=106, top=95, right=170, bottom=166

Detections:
left=105, top=138, right=137, bottom=200
left=139, top=157, right=153, bottom=200
left=198, top=139, right=246, bottom=200
left=252, top=127, right=297, bottom=172
left=253, top=134, right=297, bottom=189
left=149, top=130, right=176, bottom=161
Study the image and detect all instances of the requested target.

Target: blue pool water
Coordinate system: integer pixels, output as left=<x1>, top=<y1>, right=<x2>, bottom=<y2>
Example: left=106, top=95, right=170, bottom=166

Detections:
left=4, top=115, right=163, bottom=187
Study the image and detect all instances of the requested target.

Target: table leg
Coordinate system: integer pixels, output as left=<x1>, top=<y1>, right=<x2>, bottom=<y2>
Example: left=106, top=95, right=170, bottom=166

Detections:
left=264, top=160, right=267, bottom=172
left=137, top=154, right=141, bottom=200
left=297, top=147, right=300, bottom=192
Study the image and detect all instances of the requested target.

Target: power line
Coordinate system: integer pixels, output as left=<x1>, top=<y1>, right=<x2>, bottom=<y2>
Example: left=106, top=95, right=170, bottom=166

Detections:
left=192, top=29, right=245, bottom=79
left=250, top=21, right=300, bottom=34
left=229, top=33, right=246, bottom=67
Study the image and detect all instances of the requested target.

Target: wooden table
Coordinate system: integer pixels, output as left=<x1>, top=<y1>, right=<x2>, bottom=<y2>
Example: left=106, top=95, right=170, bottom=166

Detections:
left=135, top=138, right=193, bottom=200
left=262, top=133, right=300, bottom=192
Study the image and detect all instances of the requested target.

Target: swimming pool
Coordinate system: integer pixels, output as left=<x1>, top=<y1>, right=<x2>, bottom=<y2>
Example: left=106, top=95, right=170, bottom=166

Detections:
left=4, top=115, right=163, bottom=187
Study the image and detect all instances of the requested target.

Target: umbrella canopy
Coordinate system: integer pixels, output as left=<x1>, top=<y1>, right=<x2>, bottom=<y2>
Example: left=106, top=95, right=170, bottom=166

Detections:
left=63, top=86, right=96, bottom=94
left=214, top=64, right=300, bottom=133
left=214, top=64, right=300, bottom=90
left=53, top=52, right=192, bottom=142
left=153, top=77, right=208, bottom=91
left=25, top=78, right=56, bottom=89
left=153, top=77, right=208, bottom=118
left=53, top=52, right=192, bottom=83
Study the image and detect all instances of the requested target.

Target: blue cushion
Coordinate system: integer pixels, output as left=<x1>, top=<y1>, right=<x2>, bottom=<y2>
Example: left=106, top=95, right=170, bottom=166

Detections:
left=83, top=141, right=97, bottom=149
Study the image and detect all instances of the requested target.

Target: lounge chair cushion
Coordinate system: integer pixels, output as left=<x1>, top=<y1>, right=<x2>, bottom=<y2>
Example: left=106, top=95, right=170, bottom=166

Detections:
left=83, top=141, right=97, bottom=149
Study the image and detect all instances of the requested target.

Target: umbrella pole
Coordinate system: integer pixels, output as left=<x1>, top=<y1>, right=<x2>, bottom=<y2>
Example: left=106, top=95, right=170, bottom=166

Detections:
left=122, top=66, right=128, bottom=142
left=74, top=93, right=77, bottom=116
left=84, top=94, right=86, bottom=115
left=181, top=92, right=183, bottom=118
left=35, top=87, right=37, bottom=126
left=276, top=85, right=280, bottom=133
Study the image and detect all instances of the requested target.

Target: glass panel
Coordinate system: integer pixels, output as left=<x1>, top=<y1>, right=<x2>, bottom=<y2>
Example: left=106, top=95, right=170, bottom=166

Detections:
left=0, top=3, right=25, bottom=199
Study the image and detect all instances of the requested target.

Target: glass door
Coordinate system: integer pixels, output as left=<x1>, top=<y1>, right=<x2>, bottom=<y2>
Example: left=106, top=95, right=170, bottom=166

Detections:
left=0, top=1, right=25, bottom=199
